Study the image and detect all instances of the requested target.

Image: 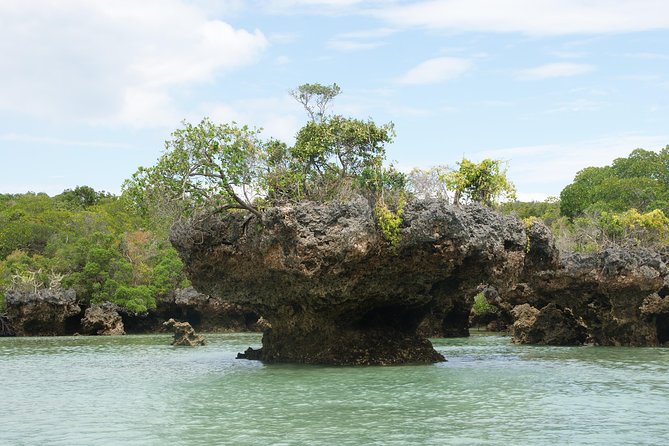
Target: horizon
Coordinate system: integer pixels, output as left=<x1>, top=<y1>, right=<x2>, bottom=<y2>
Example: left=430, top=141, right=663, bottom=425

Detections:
left=1, top=1, right=668, bottom=201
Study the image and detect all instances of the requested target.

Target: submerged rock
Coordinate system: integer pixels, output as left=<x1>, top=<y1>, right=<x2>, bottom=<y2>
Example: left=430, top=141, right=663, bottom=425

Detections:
left=4, top=289, right=81, bottom=336
left=163, top=318, right=205, bottom=346
left=81, top=303, right=125, bottom=336
left=171, top=197, right=528, bottom=365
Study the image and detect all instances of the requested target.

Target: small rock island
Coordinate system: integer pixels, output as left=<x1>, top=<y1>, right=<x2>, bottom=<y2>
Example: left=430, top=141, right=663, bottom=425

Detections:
left=171, top=198, right=669, bottom=364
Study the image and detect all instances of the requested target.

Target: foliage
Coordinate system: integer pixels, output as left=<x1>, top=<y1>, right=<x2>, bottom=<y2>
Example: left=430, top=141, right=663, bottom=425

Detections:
left=499, top=197, right=560, bottom=223
left=125, top=84, right=400, bottom=220
left=291, top=115, right=396, bottom=201
left=443, top=158, right=516, bottom=206
left=374, top=195, right=405, bottom=248
left=290, top=82, right=341, bottom=122
left=123, top=118, right=269, bottom=219
left=598, top=208, right=669, bottom=247
left=471, top=293, right=498, bottom=317
left=0, top=190, right=189, bottom=313
left=54, top=185, right=111, bottom=209
left=560, top=147, right=669, bottom=218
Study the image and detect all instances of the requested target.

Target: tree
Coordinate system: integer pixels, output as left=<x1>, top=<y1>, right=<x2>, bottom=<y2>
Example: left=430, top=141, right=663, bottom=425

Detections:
left=123, top=118, right=269, bottom=219
left=444, top=158, right=516, bottom=206
left=291, top=115, right=396, bottom=200
left=406, top=166, right=450, bottom=201
left=55, top=185, right=110, bottom=209
left=559, top=147, right=669, bottom=218
left=290, top=83, right=341, bottom=122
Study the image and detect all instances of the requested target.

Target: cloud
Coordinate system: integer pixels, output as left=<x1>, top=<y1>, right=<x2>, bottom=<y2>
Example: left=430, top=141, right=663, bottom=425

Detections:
left=262, top=0, right=380, bottom=15
left=0, top=0, right=268, bottom=127
left=374, top=0, right=669, bottom=35
left=517, top=63, right=595, bottom=80
left=328, top=28, right=397, bottom=52
left=398, top=57, right=472, bottom=85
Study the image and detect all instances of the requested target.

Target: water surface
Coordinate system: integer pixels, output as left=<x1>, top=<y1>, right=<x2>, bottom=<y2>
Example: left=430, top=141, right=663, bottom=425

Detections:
left=1, top=333, right=668, bottom=445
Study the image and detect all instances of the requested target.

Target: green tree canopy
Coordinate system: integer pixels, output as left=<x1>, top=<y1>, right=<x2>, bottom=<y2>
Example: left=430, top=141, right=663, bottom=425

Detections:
left=444, top=158, right=516, bottom=206
left=123, top=118, right=269, bottom=219
left=559, top=146, right=669, bottom=218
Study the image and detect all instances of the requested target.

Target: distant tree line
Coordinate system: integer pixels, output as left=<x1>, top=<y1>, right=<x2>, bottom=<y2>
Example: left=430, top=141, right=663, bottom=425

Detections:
left=501, top=146, right=669, bottom=251
left=0, top=186, right=189, bottom=312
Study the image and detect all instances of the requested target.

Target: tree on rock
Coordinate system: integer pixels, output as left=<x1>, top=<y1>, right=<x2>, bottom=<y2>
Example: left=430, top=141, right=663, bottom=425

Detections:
left=445, top=158, right=516, bottom=206
left=123, top=119, right=270, bottom=219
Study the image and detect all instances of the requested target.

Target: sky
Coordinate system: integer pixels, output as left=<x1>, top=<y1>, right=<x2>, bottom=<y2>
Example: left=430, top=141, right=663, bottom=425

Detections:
left=1, top=0, right=668, bottom=201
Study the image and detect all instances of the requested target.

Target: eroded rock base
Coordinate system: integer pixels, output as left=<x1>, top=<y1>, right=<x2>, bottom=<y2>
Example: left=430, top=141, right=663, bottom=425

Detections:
left=237, top=327, right=445, bottom=366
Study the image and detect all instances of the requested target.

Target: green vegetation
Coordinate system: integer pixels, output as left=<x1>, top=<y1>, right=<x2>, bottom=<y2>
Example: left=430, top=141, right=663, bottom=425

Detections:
left=124, top=83, right=408, bottom=245
left=444, top=158, right=516, bottom=206
left=501, top=146, right=669, bottom=252
left=560, top=147, right=669, bottom=218
left=471, top=293, right=498, bottom=317
left=0, top=190, right=189, bottom=312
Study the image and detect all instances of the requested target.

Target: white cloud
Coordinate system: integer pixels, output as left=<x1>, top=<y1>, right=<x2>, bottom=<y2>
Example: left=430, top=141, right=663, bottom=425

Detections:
left=374, top=0, right=669, bottom=35
left=328, top=27, right=397, bottom=52
left=0, top=0, right=267, bottom=127
left=517, top=63, right=595, bottom=80
left=398, top=57, right=472, bottom=85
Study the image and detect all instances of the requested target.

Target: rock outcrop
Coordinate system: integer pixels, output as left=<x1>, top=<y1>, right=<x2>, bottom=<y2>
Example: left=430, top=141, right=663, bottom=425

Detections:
left=0, top=313, right=15, bottom=336
left=511, top=303, right=587, bottom=345
left=4, top=289, right=81, bottom=336
left=163, top=318, right=205, bottom=346
left=506, top=223, right=669, bottom=346
left=81, top=303, right=125, bottom=336
left=171, top=197, right=529, bottom=365
left=120, top=288, right=264, bottom=334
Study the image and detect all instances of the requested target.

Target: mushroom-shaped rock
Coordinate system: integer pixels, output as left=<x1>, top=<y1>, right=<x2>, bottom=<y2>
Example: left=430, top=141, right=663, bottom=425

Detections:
left=171, top=197, right=528, bottom=365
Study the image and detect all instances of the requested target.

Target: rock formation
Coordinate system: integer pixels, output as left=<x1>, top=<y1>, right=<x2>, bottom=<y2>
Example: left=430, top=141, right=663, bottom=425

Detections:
left=505, top=221, right=669, bottom=346
left=163, top=318, right=205, bottom=346
left=0, top=312, right=15, bottom=336
left=81, top=303, right=125, bottom=336
left=4, top=289, right=81, bottom=336
left=511, top=303, right=587, bottom=345
left=120, top=287, right=264, bottom=333
left=171, top=197, right=529, bottom=365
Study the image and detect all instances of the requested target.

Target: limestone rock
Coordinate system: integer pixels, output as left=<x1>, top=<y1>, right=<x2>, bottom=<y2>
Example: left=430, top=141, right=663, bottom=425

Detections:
left=512, top=247, right=668, bottom=346
left=122, top=287, right=263, bottom=333
left=171, top=197, right=528, bottom=365
left=511, top=303, right=587, bottom=345
left=81, top=304, right=125, bottom=336
left=4, top=289, right=81, bottom=336
left=163, top=318, right=205, bottom=346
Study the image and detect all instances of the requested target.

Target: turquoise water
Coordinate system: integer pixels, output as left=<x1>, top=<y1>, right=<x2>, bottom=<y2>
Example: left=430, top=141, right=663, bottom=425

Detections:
left=1, top=333, right=668, bottom=446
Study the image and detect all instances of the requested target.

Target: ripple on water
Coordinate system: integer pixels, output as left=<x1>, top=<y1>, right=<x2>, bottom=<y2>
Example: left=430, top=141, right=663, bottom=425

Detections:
left=1, top=333, right=668, bottom=446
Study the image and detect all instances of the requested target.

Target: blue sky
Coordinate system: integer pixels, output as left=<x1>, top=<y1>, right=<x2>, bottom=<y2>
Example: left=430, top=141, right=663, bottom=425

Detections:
left=1, top=0, right=668, bottom=201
